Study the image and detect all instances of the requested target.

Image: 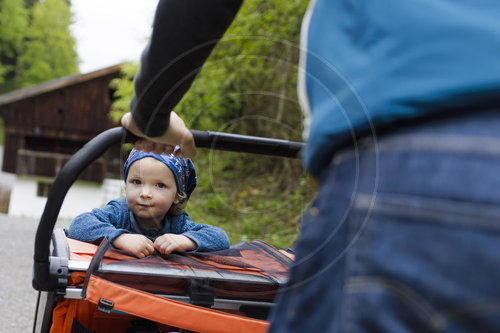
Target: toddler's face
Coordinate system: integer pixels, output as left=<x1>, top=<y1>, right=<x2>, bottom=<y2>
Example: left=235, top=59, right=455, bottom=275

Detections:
left=125, top=157, right=178, bottom=228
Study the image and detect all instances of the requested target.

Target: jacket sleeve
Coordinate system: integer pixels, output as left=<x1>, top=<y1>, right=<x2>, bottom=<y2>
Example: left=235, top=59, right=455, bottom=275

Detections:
left=68, top=199, right=130, bottom=244
left=130, top=0, right=243, bottom=137
left=172, top=212, right=230, bottom=252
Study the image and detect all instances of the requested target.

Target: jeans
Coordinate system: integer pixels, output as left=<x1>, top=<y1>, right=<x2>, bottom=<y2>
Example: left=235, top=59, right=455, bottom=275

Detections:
left=268, top=111, right=500, bottom=332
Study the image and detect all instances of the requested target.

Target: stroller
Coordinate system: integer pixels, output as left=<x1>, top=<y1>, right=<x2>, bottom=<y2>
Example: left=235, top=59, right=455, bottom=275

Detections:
left=32, top=127, right=303, bottom=333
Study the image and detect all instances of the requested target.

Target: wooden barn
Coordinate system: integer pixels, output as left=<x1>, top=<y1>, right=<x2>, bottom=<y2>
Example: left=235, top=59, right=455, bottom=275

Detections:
left=0, top=64, right=127, bottom=219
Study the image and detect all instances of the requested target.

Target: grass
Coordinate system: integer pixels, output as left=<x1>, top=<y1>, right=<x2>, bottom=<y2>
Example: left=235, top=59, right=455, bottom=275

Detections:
left=186, top=149, right=316, bottom=249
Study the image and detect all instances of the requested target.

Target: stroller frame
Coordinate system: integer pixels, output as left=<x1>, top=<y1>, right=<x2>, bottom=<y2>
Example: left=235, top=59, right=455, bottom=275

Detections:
left=32, top=127, right=303, bottom=333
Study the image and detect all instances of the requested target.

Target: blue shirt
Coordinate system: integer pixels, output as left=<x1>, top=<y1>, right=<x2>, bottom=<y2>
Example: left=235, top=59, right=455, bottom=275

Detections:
left=300, top=0, right=500, bottom=176
left=68, top=197, right=230, bottom=252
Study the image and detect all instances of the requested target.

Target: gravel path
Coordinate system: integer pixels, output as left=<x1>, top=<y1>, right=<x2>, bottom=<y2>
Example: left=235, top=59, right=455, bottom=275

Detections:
left=0, top=214, right=70, bottom=333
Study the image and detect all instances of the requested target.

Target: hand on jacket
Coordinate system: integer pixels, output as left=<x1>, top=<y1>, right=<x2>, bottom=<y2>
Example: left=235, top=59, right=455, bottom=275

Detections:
left=113, top=233, right=155, bottom=258
left=154, top=233, right=196, bottom=255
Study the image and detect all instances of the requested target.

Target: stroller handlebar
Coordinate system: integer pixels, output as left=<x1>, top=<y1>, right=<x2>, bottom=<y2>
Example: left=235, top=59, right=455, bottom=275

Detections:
left=33, top=127, right=304, bottom=291
left=191, top=130, right=303, bottom=158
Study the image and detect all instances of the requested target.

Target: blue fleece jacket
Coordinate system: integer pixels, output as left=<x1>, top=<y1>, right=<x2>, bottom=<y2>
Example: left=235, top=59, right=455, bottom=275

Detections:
left=299, top=0, right=500, bottom=176
left=68, top=197, right=230, bottom=252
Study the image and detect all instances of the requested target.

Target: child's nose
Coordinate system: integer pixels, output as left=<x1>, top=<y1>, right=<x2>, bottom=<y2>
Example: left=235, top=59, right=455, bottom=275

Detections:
left=140, top=186, right=153, bottom=198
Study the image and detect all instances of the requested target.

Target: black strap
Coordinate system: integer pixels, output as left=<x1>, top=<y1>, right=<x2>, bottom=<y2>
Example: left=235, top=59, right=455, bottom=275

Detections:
left=71, top=318, right=95, bottom=333
left=81, top=237, right=111, bottom=298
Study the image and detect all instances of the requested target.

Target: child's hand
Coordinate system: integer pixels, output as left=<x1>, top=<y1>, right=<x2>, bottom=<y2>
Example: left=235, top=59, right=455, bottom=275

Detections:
left=113, top=233, right=155, bottom=258
left=154, top=234, right=196, bottom=255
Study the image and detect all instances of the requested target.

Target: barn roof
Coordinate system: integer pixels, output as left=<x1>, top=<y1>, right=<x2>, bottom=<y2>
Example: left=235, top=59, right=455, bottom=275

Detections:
left=0, top=63, right=124, bottom=107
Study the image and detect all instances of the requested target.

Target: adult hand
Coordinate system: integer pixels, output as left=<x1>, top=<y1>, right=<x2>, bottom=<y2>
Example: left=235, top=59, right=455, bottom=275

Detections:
left=113, top=233, right=155, bottom=258
left=121, top=111, right=196, bottom=158
left=154, top=233, right=197, bottom=255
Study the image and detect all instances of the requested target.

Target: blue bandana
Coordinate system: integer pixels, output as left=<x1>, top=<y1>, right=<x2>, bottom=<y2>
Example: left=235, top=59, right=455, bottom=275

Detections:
left=123, top=148, right=197, bottom=202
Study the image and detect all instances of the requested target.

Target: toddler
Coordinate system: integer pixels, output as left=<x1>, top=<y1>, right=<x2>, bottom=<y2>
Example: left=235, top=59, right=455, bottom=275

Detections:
left=68, top=148, right=230, bottom=258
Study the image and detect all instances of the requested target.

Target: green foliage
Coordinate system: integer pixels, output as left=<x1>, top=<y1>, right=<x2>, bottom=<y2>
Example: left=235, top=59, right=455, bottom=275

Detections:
left=0, top=117, right=4, bottom=145
left=0, top=0, right=78, bottom=92
left=176, top=0, right=307, bottom=137
left=109, top=0, right=316, bottom=248
left=109, top=62, right=138, bottom=123
left=0, top=63, right=9, bottom=87
left=0, top=0, right=28, bottom=90
left=18, top=0, right=78, bottom=87
left=0, top=0, right=28, bottom=58
left=187, top=149, right=315, bottom=249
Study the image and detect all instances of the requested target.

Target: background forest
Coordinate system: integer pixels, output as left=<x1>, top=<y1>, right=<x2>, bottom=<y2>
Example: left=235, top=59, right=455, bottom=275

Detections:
left=0, top=0, right=78, bottom=93
left=0, top=0, right=316, bottom=248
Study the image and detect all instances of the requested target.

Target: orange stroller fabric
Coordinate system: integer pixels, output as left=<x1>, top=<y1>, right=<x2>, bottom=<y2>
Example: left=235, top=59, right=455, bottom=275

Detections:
left=52, top=237, right=291, bottom=332
left=85, top=275, right=269, bottom=333
left=50, top=298, right=180, bottom=333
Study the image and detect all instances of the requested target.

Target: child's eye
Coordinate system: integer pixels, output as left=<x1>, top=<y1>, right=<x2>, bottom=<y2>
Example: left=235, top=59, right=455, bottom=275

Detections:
left=131, top=179, right=142, bottom=185
left=156, top=183, right=166, bottom=189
